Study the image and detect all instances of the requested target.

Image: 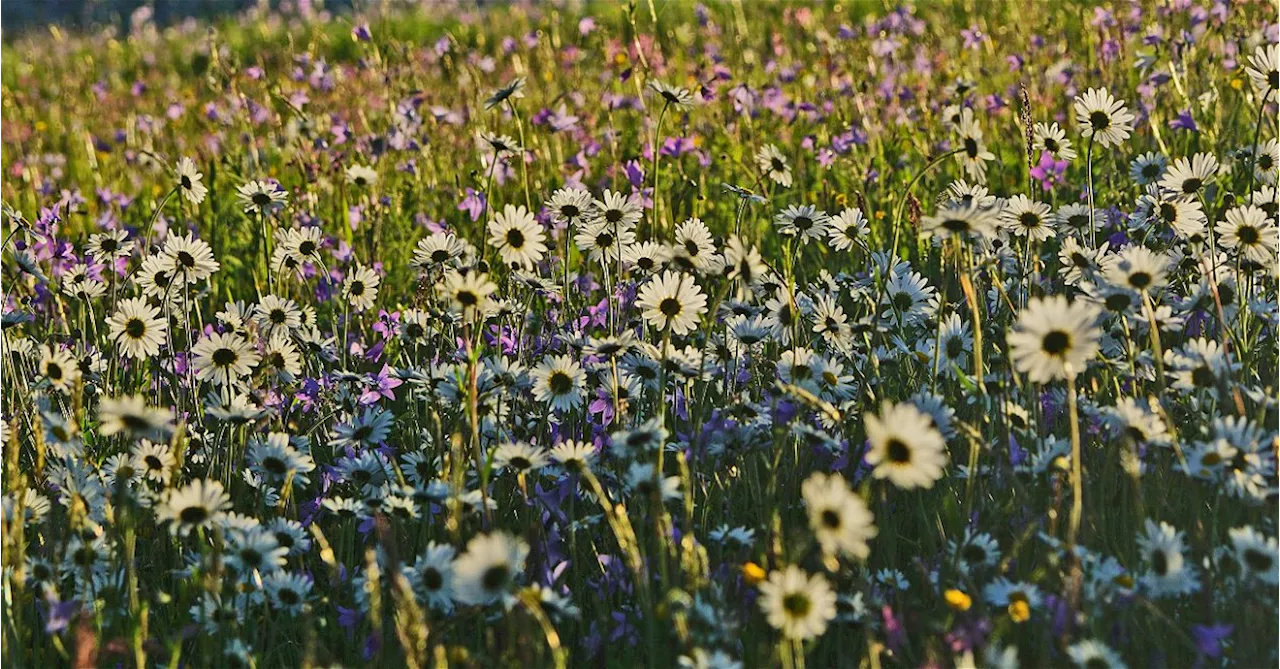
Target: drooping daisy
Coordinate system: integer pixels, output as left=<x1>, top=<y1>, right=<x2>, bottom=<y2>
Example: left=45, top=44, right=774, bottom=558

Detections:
left=1073, top=87, right=1135, bottom=148
left=452, top=532, right=529, bottom=606
left=531, top=354, right=586, bottom=412
left=343, top=265, right=382, bottom=312
left=801, top=472, right=877, bottom=559
left=159, top=479, right=231, bottom=536
left=236, top=179, right=289, bottom=215
left=1216, top=204, right=1278, bottom=266
left=949, top=528, right=1001, bottom=575
left=774, top=204, right=830, bottom=243
left=756, top=144, right=793, bottom=188
left=864, top=401, right=948, bottom=490
left=487, top=204, right=548, bottom=269
left=636, top=271, right=707, bottom=335
left=647, top=79, right=695, bottom=108
left=1007, top=296, right=1102, bottom=382
left=191, top=332, right=261, bottom=388
left=757, top=565, right=837, bottom=640
left=176, top=157, right=208, bottom=205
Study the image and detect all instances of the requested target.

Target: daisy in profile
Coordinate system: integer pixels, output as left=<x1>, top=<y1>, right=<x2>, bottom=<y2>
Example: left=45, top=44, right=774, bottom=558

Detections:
left=757, top=565, right=837, bottom=640
left=546, top=186, right=594, bottom=226
left=440, top=270, right=498, bottom=320
left=531, top=354, right=586, bottom=412
left=487, top=204, right=547, bottom=269
left=1158, top=153, right=1218, bottom=197
left=774, top=204, right=830, bottom=243
left=1137, top=519, right=1200, bottom=598
left=36, top=345, right=80, bottom=394
left=801, top=472, right=877, bottom=559
left=864, top=401, right=947, bottom=489
left=191, top=332, right=261, bottom=388
left=484, top=77, right=526, bottom=110
left=1073, top=88, right=1135, bottom=148
left=1245, top=43, right=1279, bottom=97
left=98, top=395, right=174, bottom=440
left=1229, top=525, right=1278, bottom=585
left=236, top=179, right=289, bottom=215
left=1032, top=121, right=1077, bottom=161
left=1007, top=296, right=1102, bottom=382
left=344, top=164, right=378, bottom=188
left=176, top=157, right=208, bottom=205
left=159, top=479, right=231, bottom=536
left=647, top=79, right=694, bottom=108
left=343, top=265, right=382, bottom=312
left=492, top=441, right=550, bottom=475
left=636, top=271, right=707, bottom=335
left=1053, top=203, right=1101, bottom=237
left=550, top=440, right=596, bottom=473
left=756, top=144, right=793, bottom=188
left=412, top=232, right=469, bottom=270
left=1103, top=246, right=1169, bottom=294
left=453, top=531, right=529, bottom=605
left=477, top=132, right=523, bottom=157
left=1066, top=639, right=1127, bottom=669
left=1216, top=204, right=1278, bottom=266
left=922, top=204, right=998, bottom=241
left=1000, top=195, right=1055, bottom=242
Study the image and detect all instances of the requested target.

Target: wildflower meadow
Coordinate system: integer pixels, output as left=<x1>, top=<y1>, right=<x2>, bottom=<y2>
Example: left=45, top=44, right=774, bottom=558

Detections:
left=2, top=1, right=1278, bottom=667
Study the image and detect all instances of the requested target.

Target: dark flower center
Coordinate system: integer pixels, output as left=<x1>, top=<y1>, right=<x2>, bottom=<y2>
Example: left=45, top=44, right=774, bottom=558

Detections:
left=1244, top=548, right=1273, bottom=572
left=506, top=229, right=525, bottom=248
left=212, top=348, right=238, bottom=366
left=820, top=509, right=841, bottom=529
left=180, top=506, right=209, bottom=524
left=1089, top=111, right=1110, bottom=130
left=481, top=565, right=511, bottom=591
left=1238, top=225, right=1260, bottom=245
left=886, top=439, right=911, bottom=464
left=1041, top=330, right=1070, bottom=355
left=782, top=593, right=811, bottom=616
left=659, top=297, right=682, bottom=317
left=549, top=371, right=573, bottom=394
